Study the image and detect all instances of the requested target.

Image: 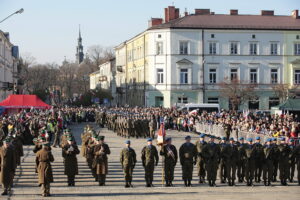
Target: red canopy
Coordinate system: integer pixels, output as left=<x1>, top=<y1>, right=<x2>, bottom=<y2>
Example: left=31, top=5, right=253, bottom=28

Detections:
left=0, top=94, right=51, bottom=109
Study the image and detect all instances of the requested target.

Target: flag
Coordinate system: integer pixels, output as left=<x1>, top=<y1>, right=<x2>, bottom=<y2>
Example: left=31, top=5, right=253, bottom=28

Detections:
left=189, top=109, right=198, bottom=115
left=157, top=122, right=166, bottom=145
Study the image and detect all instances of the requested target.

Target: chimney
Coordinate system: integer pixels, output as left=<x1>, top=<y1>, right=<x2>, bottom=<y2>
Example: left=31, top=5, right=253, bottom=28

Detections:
left=261, top=10, right=274, bottom=16
left=230, top=9, right=238, bottom=15
left=292, top=10, right=299, bottom=19
left=164, top=6, right=180, bottom=23
left=210, top=12, right=215, bottom=15
left=195, top=9, right=211, bottom=15
left=184, top=8, right=188, bottom=16
left=148, top=18, right=163, bottom=28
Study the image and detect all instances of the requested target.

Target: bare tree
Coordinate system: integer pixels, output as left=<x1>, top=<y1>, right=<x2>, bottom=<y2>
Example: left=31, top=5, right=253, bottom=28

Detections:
left=58, top=62, right=78, bottom=99
left=218, top=78, right=257, bottom=110
left=87, top=45, right=114, bottom=70
left=272, top=83, right=300, bottom=102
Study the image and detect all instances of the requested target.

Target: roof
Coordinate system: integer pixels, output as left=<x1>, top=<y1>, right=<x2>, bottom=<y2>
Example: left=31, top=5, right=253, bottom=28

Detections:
left=0, top=95, right=51, bottom=109
left=89, top=70, right=100, bottom=76
left=148, top=14, right=300, bottom=31
left=272, top=99, right=300, bottom=111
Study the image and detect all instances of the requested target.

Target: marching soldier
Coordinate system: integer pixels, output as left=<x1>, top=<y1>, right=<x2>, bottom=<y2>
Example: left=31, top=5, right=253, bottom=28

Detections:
left=288, top=138, right=296, bottom=182
left=35, top=142, right=54, bottom=197
left=160, top=137, right=178, bottom=187
left=254, top=136, right=264, bottom=183
left=195, top=133, right=207, bottom=183
left=86, top=132, right=97, bottom=180
left=0, top=138, right=16, bottom=196
left=277, top=137, right=291, bottom=186
left=293, top=142, right=300, bottom=185
left=141, top=138, right=159, bottom=187
left=179, top=135, right=197, bottom=187
left=93, top=136, right=111, bottom=186
left=244, top=138, right=256, bottom=186
left=271, top=137, right=279, bottom=182
left=227, top=137, right=238, bottom=186
left=237, top=137, right=247, bottom=183
left=120, top=140, right=137, bottom=188
left=149, top=117, right=157, bottom=139
left=62, top=136, right=80, bottom=186
left=219, top=137, right=228, bottom=183
left=202, top=135, right=220, bottom=187
left=262, top=138, right=275, bottom=186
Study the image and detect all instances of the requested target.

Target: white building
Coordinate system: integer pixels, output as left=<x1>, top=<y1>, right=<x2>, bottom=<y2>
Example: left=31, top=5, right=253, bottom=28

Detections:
left=0, top=30, right=19, bottom=102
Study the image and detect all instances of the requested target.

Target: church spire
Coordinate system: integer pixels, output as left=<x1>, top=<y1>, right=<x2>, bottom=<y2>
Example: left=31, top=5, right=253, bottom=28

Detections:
left=76, top=24, right=84, bottom=64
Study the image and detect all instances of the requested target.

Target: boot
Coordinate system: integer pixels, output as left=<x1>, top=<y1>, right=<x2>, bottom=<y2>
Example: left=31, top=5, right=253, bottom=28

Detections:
left=184, top=180, right=188, bottom=187
left=264, top=180, right=267, bottom=186
left=169, top=181, right=173, bottom=187
left=165, top=181, right=169, bottom=187
left=1, top=191, right=8, bottom=196
left=125, top=181, right=130, bottom=188
left=188, top=180, right=192, bottom=187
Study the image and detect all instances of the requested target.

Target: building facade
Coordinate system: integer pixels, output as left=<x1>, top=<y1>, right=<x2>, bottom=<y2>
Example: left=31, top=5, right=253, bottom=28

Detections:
left=0, top=30, right=19, bottom=102
left=115, top=6, right=300, bottom=109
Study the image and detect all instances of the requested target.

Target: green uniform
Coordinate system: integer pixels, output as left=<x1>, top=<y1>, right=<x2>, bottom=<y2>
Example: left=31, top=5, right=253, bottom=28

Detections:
left=262, top=144, right=275, bottom=185
left=120, top=147, right=137, bottom=185
left=195, top=140, right=207, bottom=183
left=62, top=143, right=80, bottom=186
left=160, top=144, right=178, bottom=186
left=202, top=142, right=220, bottom=186
left=179, top=142, right=197, bottom=186
left=141, top=145, right=159, bottom=186
left=227, top=143, right=238, bottom=186
left=237, top=142, right=247, bottom=182
left=254, top=142, right=264, bottom=183
left=278, top=143, right=291, bottom=185
left=244, top=144, right=256, bottom=186
left=292, top=144, right=300, bottom=185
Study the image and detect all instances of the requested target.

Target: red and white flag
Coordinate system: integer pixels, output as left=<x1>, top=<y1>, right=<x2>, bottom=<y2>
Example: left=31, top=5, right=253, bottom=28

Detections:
left=157, top=123, right=166, bottom=145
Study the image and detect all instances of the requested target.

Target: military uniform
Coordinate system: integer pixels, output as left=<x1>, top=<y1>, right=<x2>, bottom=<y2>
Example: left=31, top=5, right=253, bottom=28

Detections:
left=227, top=140, right=238, bottom=186
left=244, top=141, right=256, bottom=186
left=120, top=144, right=137, bottom=187
left=141, top=142, right=159, bottom=187
left=179, top=140, right=197, bottom=186
left=237, top=140, right=247, bottom=182
left=293, top=144, right=300, bottom=185
left=195, top=137, right=207, bottom=183
left=219, top=140, right=228, bottom=183
left=62, top=142, right=80, bottom=186
left=160, top=141, right=178, bottom=186
left=36, top=145, right=54, bottom=197
left=254, top=139, right=264, bottom=183
left=262, top=142, right=275, bottom=186
left=278, top=141, right=291, bottom=185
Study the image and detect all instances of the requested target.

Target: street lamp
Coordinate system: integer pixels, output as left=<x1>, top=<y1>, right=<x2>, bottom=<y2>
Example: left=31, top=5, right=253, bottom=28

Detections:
left=0, top=8, right=24, bottom=24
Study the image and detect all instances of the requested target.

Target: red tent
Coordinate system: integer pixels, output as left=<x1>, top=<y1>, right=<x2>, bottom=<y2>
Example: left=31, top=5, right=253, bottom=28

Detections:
left=0, top=94, right=51, bottom=109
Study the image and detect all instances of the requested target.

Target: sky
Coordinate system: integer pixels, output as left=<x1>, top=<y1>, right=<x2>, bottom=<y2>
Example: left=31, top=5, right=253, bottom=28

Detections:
left=0, top=0, right=299, bottom=64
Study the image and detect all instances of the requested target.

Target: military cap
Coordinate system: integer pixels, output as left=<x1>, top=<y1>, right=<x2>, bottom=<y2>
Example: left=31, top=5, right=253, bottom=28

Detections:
left=99, top=136, right=105, bottom=141
left=221, top=136, right=226, bottom=140
left=266, top=138, right=272, bottom=142
left=67, top=136, right=74, bottom=141
left=185, top=135, right=191, bottom=140
left=199, top=133, right=205, bottom=138
left=42, top=142, right=50, bottom=147
left=210, top=135, right=215, bottom=139
left=3, top=137, right=12, bottom=143
left=165, top=137, right=172, bottom=142
left=125, top=140, right=131, bottom=144
left=239, top=137, right=244, bottom=140
left=229, top=137, right=234, bottom=141
left=147, top=138, right=153, bottom=142
left=247, top=138, right=253, bottom=142
left=255, top=136, right=261, bottom=140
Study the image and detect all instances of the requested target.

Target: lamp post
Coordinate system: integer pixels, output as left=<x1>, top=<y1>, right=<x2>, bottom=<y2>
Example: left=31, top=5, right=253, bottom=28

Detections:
left=0, top=8, right=24, bottom=24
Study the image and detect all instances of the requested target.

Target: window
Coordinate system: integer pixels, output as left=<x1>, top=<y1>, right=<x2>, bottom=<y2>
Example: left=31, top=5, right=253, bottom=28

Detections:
left=297, top=35, right=299, bottom=40
left=211, top=34, right=215, bottom=38
left=180, top=69, right=188, bottom=84
left=249, top=98, right=259, bottom=110
left=178, top=97, right=188, bottom=103
left=230, top=68, right=238, bottom=81
left=230, top=42, right=238, bottom=55
left=294, top=43, right=300, bottom=55
left=208, top=97, right=219, bottom=104
left=270, top=69, right=278, bottom=84
left=270, top=43, right=278, bottom=55
left=179, top=41, right=188, bottom=55
left=156, top=42, right=163, bottom=55
left=158, top=34, right=161, bottom=38
left=157, top=69, right=164, bottom=84
left=269, top=97, right=280, bottom=109
left=209, top=42, right=217, bottom=55
left=249, top=43, right=258, bottom=55
left=295, top=69, right=300, bottom=84
left=252, top=34, right=256, bottom=39
left=209, top=68, right=217, bottom=83
left=250, top=68, right=257, bottom=83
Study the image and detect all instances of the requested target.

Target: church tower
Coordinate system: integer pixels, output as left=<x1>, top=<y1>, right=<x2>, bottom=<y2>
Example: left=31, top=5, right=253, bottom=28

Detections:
left=76, top=25, right=84, bottom=64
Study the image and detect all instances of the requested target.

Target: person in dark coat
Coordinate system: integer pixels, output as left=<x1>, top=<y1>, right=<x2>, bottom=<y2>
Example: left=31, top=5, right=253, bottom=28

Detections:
left=160, top=137, right=178, bottom=187
left=244, top=138, right=256, bottom=186
left=278, top=137, right=291, bottom=186
left=262, top=138, right=275, bottom=186
left=62, top=136, right=80, bottom=186
left=141, top=138, right=159, bottom=187
left=179, top=135, right=197, bottom=187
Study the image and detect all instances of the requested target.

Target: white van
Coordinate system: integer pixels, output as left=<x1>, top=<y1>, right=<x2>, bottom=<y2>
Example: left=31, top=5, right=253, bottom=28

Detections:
left=179, top=103, right=220, bottom=113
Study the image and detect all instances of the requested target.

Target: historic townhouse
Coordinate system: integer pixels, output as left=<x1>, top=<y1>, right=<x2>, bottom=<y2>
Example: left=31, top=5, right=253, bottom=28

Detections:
left=115, top=6, right=300, bottom=109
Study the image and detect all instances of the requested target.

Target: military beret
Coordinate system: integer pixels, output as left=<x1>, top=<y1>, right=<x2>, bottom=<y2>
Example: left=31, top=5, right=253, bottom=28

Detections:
left=210, top=135, right=215, bottom=139
left=266, top=138, right=272, bottom=142
left=185, top=135, right=191, bottom=140
left=247, top=138, right=253, bottom=142
left=221, top=136, right=226, bottom=140
left=255, top=136, right=261, bottom=140
left=42, top=142, right=50, bottom=147
left=239, top=137, right=244, bottom=140
left=99, top=136, right=105, bottom=140
left=147, top=138, right=153, bottom=142
left=67, top=136, right=74, bottom=141
left=125, top=140, right=131, bottom=144
left=3, top=138, right=11, bottom=143
left=199, top=133, right=205, bottom=138
left=165, top=137, right=172, bottom=142
left=229, top=137, right=234, bottom=141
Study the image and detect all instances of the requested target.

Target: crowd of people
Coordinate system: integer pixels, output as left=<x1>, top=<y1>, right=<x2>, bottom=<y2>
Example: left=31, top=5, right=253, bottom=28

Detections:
left=0, top=106, right=299, bottom=197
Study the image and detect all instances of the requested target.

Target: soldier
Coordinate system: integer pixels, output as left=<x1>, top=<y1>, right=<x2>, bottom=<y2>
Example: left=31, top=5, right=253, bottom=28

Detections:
left=179, top=135, right=197, bottom=187
left=0, top=138, right=16, bottom=196
left=254, top=136, right=264, bottom=183
left=120, top=140, right=137, bottom=188
left=149, top=117, right=156, bottom=139
left=202, top=135, right=220, bottom=187
left=293, top=142, right=300, bottom=185
left=141, top=138, right=159, bottom=187
left=262, top=138, right=275, bottom=186
left=86, top=132, right=97, bottom=180
left=36, top=142, right=54, bottom=197
left=288, top=138, right=296, bottom=183
left=277, top=137, right=291, bottom=186
left=62, top=136, right=80, bottom=186
left=271, top=137, right=279, bottom=182
left=93, top=136, right=111, bottom=186
left=160, top=137, right=178, bottom=187
left=219, top=136, right=228, bottom=183
left=237, top=137, right=247, bottom=183
left=223, top=122, right=232, bottom=141
left=244, top=138, right=256, bottom=186
left=227, top=137, right=238, bottom=186
left=195, top=133, right=207, bottom=183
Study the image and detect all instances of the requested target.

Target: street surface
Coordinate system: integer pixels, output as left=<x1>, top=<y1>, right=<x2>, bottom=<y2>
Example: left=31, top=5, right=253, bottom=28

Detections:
left=8, top=123, right=300, bottom=200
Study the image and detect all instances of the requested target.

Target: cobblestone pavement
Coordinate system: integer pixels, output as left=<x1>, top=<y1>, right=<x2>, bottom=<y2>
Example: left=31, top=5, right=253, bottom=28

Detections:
left=7, top=123, right=300, bottom=200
